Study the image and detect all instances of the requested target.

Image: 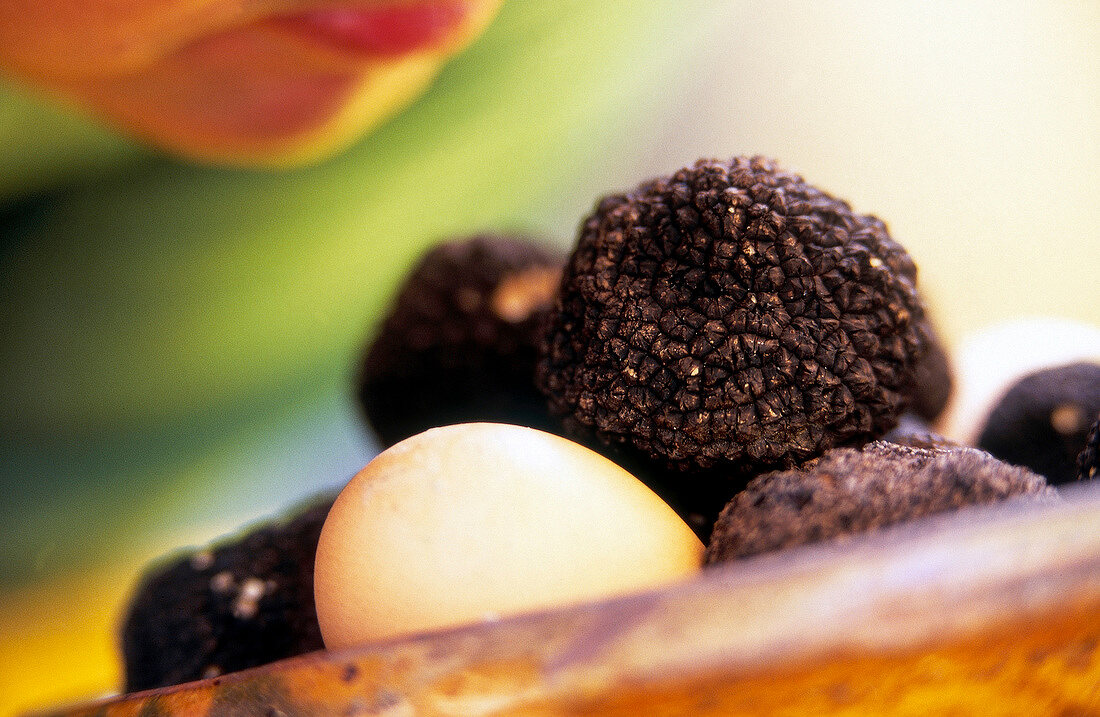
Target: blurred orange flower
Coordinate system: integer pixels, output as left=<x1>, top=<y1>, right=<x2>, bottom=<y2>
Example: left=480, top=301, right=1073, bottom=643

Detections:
left=0, top=1, right=502, bottom=165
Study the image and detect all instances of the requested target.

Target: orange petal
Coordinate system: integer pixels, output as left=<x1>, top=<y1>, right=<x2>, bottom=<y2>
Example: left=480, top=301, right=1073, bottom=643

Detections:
left=8, top=1, right=501, bottom=166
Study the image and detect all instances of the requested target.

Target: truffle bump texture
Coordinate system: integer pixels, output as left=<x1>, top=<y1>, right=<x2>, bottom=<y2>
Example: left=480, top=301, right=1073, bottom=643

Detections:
left=358, top=235, right=565, bottom=446
left=705, top=441, right=1052, bottom=564
left=538, top=156, right=932, bottom=477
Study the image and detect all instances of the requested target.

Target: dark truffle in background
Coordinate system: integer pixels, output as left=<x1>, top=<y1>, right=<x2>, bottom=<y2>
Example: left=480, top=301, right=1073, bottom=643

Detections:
left=705, top=441, right=1051, bottom=564
left=359, top=235, right=565, bottom=446
left=1075, top=413, right=1100, bottom=483
left=121, top=494, right=334, bottom=691
left=538, top=156, right=933, bottom=487
left=907, top=331, right=953, bottom=424
left=976, top=362, right=1100, bottom=485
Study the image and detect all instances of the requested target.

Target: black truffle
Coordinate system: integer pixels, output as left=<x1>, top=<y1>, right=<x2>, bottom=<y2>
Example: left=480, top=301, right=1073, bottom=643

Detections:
left=358, top=235, right=565, bottom=446
left=705, top=441, right=1052, bottom=564
left=907, top=330, right=953, bottom=424
left=1077, top=414, right=1100, bottom=482
left=538, top=156, right=932, bottom=483
left=976, top=362, right=1100, bottom=485
left=121, top=494, right=334, bottom=691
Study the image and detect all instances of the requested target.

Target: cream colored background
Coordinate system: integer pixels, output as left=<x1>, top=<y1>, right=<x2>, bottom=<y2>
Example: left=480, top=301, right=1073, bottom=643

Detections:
left=589, top=2, right=1099, bottom=352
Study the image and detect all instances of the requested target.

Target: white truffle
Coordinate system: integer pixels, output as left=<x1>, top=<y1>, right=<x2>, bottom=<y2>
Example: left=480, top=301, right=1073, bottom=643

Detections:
left=314, top=423, right=703, bottom=649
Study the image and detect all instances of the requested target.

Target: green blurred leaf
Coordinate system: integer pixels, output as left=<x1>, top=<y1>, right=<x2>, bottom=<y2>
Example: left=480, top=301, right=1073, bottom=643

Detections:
left=0, top=82, right=148, bottom=206
left=2, top=1, right=720, bottom=436
left=0, top=1, right=728, bottom=583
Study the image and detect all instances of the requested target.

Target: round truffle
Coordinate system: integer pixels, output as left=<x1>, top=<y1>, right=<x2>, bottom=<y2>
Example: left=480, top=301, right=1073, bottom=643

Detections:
left=121, top=494, right=334, bottom=691
left=358, top=235, right=565, bottom=446
left=538, top=156, right=932, bottom=480
left=976, top=362, right=1100, bottom=485
left=704, top=441, right=1052, bottom=564
left=1077, top=414, right=1100, bottom=483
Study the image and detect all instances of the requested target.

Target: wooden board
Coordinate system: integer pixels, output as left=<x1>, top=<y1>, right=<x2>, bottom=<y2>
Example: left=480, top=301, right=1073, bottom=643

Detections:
left=49, top=481, right=1100, bottom=716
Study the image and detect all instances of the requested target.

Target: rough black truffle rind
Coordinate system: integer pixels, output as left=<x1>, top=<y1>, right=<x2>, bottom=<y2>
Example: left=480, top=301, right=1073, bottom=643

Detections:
left=1078, top=414, right=1100, bottom=482
left=538, top=156, right=932, bottom=478
left=976, top=362, right=1100, bottom=485
left=358, top=235, right=565, bottom=446
left=121, top=494, right=334, bottom=691
left=705, top=442, right=1052, bottom=564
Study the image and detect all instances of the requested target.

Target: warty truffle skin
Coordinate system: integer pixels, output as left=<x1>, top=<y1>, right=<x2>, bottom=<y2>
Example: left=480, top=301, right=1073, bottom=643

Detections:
left=358, top=235, right=565, bottom=447
left=704, top=441, right=1052, bottom=564
left=121, top=494, right=334, bottom=691
left=538, top=156, right=932, bottom=480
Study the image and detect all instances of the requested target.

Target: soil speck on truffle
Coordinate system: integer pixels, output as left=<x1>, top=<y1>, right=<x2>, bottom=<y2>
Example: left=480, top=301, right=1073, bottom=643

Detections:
left=121, top=494, right=334, bottom=691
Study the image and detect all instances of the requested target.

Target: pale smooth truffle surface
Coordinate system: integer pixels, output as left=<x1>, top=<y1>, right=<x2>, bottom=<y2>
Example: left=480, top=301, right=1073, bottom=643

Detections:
left=314, top=423, right=703, bottom=649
